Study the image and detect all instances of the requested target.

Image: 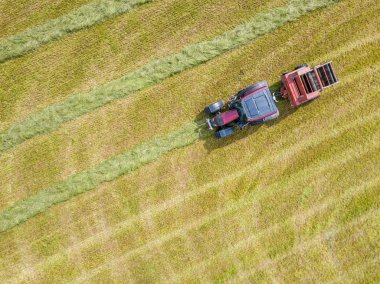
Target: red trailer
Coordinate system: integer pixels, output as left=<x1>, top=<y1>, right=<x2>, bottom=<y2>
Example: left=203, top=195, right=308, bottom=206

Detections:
left=280, top=62, right=339, bottom=107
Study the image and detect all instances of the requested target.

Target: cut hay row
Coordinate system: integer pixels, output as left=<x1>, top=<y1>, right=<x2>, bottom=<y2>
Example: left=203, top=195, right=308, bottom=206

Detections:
left=0, top=122, right=204, bottom=233
left=0, top=0, right=152, bottom=63
left=0, top=0, right=339, bottom=153
left=0, top=85, right=378, bottom=234
left=0, top=0, right=92, bottom=40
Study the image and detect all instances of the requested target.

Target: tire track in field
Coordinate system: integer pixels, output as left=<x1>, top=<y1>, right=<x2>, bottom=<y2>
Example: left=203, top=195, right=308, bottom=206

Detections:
left=0, top=0, right=153, bottom=63
left=12, top=115, right=379, bottom=282
left=314, top=32, right=380, bottom=64
left=0, top=0, right=339, bottom=153
left=327, top=257, right=380, bottom=284
left=0, top=63, right=377, bottom=235
left=233, top=208, right=380, bottom=283
left=73, top=180, right=380, bottom=284
left=72, top=169, right=380, bottom=284
left=171, top=179, right=380, bottom=283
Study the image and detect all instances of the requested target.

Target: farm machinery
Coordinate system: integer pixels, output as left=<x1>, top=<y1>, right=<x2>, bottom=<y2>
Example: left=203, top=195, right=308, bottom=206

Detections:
left=205, top=62, right=339, bottom=138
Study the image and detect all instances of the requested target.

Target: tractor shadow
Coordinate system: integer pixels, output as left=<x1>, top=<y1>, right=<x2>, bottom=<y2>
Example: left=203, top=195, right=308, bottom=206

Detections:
left=196, top=81, right=313, bottom=153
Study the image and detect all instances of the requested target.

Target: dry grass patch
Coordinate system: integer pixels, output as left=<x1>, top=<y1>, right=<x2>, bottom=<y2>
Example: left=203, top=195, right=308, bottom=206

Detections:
left=0, top=0, right=378, bottom=212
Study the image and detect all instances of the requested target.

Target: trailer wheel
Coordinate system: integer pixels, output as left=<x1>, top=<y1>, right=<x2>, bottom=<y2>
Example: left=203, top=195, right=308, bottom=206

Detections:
left=215, top=126, right=235, bottom=139
left=237, top=81, right=268, bottom=98
left=294, top=63, right=308, bottom=70
left=204, top=100, right=225, bottom=114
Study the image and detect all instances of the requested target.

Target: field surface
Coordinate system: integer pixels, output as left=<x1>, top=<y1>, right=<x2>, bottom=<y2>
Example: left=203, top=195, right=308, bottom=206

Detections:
left=0, top=0, right=379, bottom=283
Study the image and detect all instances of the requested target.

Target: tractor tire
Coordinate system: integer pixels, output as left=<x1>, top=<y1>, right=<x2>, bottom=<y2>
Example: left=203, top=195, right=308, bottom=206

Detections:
left=204, top=100, right=225, bottom=115
left=294, top=63, right=308, bottom=70
left=237, top=81, right=268, bottom=98
left=215, top=126, right=235, bottom=139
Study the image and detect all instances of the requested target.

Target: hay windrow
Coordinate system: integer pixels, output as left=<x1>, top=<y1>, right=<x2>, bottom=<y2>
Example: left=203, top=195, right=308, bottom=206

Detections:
left=0, top=122, right=207, bottom=233
left=0, top=0, right=152, bottom=63
left=0, top=0, right=339, bottom=153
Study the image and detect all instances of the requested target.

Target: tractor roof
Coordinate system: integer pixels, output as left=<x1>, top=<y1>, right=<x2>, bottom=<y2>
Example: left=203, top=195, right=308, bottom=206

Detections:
left=241, top=87, right=278, bottom=121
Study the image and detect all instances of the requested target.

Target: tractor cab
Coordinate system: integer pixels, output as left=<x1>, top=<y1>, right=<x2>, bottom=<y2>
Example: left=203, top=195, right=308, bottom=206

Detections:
left=280, top=62, right=339, bottom=107
left=239, top=86, right=279, bottom=122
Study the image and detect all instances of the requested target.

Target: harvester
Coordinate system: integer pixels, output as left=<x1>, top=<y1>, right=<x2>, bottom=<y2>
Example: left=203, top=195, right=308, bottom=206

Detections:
left=205, top=62, right=339, bottom=138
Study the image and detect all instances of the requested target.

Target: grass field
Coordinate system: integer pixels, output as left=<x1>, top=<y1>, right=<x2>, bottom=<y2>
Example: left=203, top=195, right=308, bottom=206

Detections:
left=0, top=0, right=379, bottom=283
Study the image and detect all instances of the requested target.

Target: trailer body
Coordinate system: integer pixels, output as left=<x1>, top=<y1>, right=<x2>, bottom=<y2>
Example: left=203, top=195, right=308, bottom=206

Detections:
left=280, top=62, right=339, bottom=107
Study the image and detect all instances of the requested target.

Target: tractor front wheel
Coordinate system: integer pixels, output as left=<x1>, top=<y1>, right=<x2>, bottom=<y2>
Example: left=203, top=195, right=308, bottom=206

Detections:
left=237, top=81, right=268, bottom=98
left=204, top=100, right=225, bottom=114
left=215, top=126, right=235, bottom=139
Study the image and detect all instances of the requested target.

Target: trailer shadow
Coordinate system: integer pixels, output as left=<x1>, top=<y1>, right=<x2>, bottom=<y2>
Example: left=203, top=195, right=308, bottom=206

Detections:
left=195, top=82, right=307, bottom=153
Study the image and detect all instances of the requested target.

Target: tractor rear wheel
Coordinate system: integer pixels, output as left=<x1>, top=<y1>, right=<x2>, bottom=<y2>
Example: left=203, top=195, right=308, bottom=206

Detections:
left=215, top=126, right=235, bottom=139
left=294, top=63, right=308, bottom=70
left=204, top=100, right=225, bottom=114
left=237, top=81, right=268, bottom=98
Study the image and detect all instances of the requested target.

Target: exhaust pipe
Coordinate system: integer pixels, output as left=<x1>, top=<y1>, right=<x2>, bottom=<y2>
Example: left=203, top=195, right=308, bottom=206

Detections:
left=206, top=118, right=214, bottom=130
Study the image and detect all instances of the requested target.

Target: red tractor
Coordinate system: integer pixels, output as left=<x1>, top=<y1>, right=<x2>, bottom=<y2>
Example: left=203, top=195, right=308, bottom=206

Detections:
left=205, top=62, right=339, bottom=138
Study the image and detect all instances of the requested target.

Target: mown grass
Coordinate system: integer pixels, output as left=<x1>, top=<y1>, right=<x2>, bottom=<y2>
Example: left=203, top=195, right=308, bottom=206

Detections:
left=0, top=0, right=378, bottom=212
left=0, top=0, right=338, bottom=153
left=0, top=0, right=379, bottom=282
left=0, top=0, right=93, bottom=39
left=0, top=0, right=152, bottom=63
left=0, top=122, right=205, bottom=232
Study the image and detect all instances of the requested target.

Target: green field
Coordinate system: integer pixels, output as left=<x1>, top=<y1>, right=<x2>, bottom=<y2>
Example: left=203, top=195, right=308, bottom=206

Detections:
left=0, top=0, right=379, bottom=282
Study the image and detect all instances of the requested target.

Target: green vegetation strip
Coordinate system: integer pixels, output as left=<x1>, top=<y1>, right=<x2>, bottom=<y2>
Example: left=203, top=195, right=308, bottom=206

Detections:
left=0, top=0, right=338, bottom=153
left=0, top=0, right=152, bottom=63
left=0, top=122, right=206, bottom=233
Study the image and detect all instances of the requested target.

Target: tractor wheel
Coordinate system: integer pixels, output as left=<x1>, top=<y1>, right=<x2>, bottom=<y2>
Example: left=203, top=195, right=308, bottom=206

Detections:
left=215, top=126, right=235, bottom=139
left=294, top=63, right=308, bottom=70
left=204, top=100, right=225, bottom=115
left=237, top=81, right=268, bottom=98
